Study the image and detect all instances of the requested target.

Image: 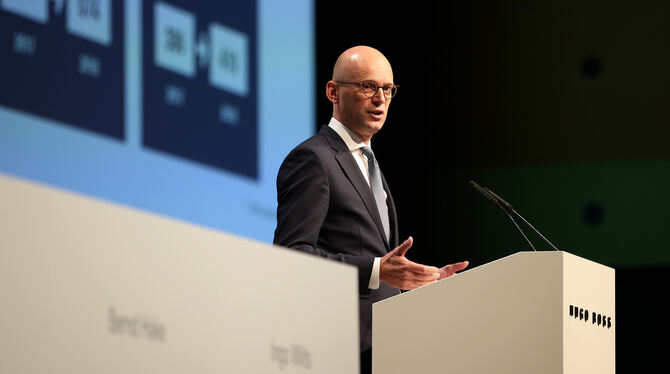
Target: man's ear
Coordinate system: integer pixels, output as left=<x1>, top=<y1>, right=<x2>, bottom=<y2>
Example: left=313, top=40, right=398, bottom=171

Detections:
left=326, top=81, right=338, bottom=103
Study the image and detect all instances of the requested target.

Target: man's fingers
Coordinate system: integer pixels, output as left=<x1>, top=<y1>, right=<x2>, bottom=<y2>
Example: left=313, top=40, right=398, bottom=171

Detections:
left=438, top=260, right=470, bottom=280
left=393, top=236, right=413, bottom=257
left=387, top=256, right=439, bottom=274
left=446, top=261, right=469, bottom=274
left=386, top=257, right=440, bottom=279
left=454, top=261, right=469, bottom=271
left=383, top=274, right=439, bottom=291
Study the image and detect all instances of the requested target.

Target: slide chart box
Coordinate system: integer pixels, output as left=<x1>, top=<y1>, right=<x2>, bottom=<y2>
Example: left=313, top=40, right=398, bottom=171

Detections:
left=1, top=0, right=49, bottom=24
left=143, top=1, right=258, bottom=179
left=66, top=0, right=112, bottom=46
left=0, top=0, right=124, bottom=139
left=209, top=23, right=249, bottom=97
left=154, top=2, right=195, bottom=78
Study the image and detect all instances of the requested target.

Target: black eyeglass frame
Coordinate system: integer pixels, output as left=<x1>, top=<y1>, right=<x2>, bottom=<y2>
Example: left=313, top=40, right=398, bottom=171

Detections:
left=335, top=80, right=399, bottom=99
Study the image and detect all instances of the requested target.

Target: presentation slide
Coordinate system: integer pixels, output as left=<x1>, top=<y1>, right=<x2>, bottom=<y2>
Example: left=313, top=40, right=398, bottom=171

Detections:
left=0, top=0, right=314, bottom=243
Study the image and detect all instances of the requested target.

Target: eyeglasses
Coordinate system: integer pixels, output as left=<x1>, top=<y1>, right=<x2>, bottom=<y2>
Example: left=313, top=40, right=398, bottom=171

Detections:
left=336, top=80, right=399, bottom=99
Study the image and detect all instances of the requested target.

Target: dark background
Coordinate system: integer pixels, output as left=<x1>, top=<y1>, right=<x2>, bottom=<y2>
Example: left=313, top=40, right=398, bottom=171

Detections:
left=316, top=1, right=669, bottom=371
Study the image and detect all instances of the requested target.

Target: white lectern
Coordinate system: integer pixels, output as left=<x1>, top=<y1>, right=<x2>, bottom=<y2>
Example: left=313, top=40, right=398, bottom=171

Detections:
left=373, top=251, right=615, bottom=373
left=0, top=173, right=359, bottom=374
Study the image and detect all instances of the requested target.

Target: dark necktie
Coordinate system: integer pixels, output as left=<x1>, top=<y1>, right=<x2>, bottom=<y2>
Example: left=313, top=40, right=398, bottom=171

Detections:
left=361, top=146, right=390, bottom=243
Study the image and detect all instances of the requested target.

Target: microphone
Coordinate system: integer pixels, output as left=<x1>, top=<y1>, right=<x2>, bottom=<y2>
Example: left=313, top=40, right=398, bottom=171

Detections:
left=470, top=180, right=560, bottom=251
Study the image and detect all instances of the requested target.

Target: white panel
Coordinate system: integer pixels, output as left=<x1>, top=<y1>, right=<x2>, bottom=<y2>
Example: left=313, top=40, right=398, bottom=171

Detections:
left=209, top=22, right=249, bottom=96
left=0, top=173, right=359, bottom=374
left=154, top=2, right=195, bottom=77
left=66, top=0, right=112, bottom=46
left=563, top=252, right=615, bottom=374
left=373, top=251, right=615, bottom=374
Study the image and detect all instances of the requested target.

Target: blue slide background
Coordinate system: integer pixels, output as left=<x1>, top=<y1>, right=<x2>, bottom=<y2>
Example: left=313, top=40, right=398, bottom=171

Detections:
left=0, top=0, right=314, bottom=243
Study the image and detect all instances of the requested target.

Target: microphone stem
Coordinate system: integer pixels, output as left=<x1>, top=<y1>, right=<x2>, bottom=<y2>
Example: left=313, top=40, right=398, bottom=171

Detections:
left=512, top=209, right=560, bottom=251
left=493, top=200, right=536, bottom=251
left=505, top=212, right=536, bottom=251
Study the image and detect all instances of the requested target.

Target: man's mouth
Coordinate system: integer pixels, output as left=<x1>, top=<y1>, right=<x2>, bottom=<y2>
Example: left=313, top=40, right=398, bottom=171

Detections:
left=368, top=110, right=384, bottom=120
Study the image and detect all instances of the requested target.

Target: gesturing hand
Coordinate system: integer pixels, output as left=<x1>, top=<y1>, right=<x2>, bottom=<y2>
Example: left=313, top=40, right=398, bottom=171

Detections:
left=438, top=261, right=469, bottom=280
left=379, top=237, right=441, bottom=290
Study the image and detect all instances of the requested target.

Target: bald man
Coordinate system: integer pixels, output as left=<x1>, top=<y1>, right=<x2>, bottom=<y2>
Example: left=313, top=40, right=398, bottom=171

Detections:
left=274, top=46, right=468, bottom=373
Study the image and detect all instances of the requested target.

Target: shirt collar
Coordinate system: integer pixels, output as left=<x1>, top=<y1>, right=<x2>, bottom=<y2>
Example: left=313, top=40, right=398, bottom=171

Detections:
left=328, top=117, right=369, bottom=152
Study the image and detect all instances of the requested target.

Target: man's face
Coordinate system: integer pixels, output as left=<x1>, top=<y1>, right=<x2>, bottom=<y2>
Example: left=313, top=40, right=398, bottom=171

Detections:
left=336, top=57, right=394, bottom=141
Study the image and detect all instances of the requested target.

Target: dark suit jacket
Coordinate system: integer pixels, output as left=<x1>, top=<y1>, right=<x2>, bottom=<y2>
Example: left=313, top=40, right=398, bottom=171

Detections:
left=274, top=125, right=401, bottom=352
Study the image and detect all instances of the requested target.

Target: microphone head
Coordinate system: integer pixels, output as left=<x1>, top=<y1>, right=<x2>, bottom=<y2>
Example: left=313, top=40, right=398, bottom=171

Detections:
left=483, top=187, right=515, bottom=212
left=469, top=180, right=560, bottom=251
left=469, top=180, right=498, bottom=204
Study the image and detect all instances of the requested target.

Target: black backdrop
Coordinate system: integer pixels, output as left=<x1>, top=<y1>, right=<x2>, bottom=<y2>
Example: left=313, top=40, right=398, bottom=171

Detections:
left=315, top=1, right=669, bottom=371
left=315, top=1, right=434, bottom=263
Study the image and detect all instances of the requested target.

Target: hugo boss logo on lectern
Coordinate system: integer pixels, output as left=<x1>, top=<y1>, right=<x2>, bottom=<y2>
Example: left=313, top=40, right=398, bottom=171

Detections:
left=569, top=304, right=612, bottom=329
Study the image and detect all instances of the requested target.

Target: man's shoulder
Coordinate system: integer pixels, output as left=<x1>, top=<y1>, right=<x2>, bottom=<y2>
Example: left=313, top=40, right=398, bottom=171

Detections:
left=277, top=128, right=338, bottom=183
left=290, top=126, right=338, bottom=154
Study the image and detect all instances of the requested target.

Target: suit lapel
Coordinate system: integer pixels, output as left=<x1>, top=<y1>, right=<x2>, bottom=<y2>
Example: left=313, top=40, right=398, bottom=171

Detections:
left=381, top=172, right=399, bottom=248
left=320, top=126, right=391, bottom=250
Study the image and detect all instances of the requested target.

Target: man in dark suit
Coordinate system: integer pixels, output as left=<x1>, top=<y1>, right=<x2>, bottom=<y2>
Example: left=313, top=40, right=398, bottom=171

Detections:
left=274, top=46, right=468, bottom=374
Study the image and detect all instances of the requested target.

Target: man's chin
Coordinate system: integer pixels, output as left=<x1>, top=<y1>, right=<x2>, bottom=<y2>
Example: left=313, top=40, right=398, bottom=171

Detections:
left=365, top=121, right=385, bottom=134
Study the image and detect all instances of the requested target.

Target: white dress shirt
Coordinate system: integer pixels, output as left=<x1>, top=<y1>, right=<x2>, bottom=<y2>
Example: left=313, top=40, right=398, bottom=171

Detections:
left=328, top=117, right=383, bottom=290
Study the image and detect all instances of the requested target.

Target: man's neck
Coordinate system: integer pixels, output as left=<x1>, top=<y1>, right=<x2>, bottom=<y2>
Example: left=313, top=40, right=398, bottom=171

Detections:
left=332, top=115, right=371, bottom=145
left=328, top=117, right=372, bottom=150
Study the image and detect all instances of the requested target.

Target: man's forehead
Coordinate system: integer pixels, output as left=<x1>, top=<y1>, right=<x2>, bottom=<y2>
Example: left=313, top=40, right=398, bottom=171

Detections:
left=351, top=68, right=394, bottom=84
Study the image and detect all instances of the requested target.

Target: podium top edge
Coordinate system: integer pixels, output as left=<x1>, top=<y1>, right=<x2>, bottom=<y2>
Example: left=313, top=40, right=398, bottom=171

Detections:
left=495, top=251, right=613, bottom=270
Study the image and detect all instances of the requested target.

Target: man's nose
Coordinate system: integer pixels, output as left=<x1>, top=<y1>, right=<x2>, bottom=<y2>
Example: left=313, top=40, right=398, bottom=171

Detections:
left=371, top=87, right=386, bottom=104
